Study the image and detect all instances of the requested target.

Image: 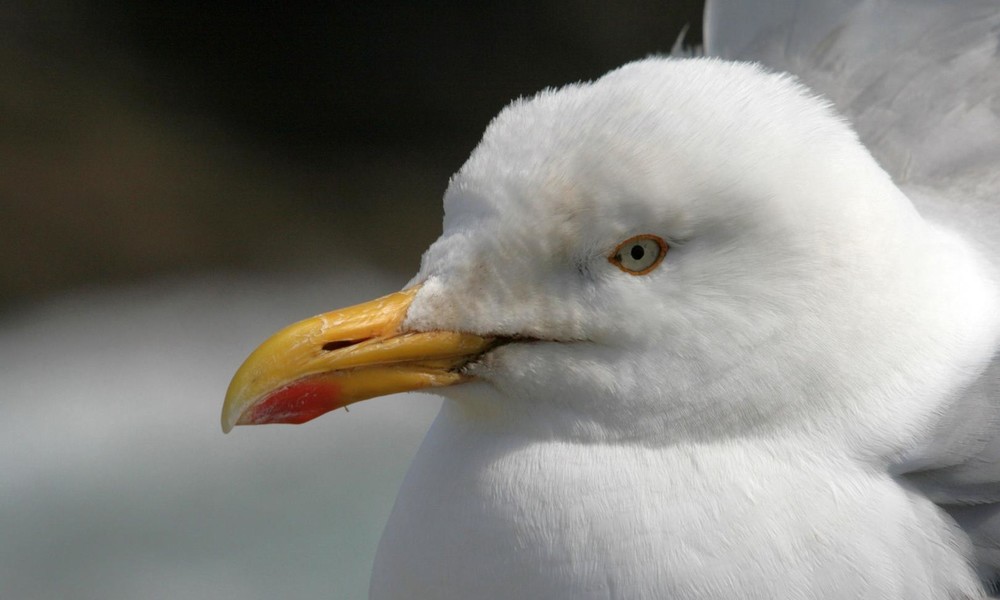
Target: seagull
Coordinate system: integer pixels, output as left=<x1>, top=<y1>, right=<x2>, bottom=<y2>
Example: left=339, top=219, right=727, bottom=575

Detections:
left=222, top=1, right=1000, bottom=597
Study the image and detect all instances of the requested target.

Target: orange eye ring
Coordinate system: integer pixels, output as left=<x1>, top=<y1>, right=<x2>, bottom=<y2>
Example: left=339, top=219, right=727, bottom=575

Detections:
left=609, top=234, right=668, bottom=275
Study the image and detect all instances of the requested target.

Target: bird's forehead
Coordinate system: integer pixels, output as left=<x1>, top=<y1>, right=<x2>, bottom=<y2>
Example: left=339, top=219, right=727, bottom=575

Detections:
left=422, top=57, right=865, bottom=281
left=442, top=103, right=685, bottom=243
left=442, top=58, right=823, bottom=230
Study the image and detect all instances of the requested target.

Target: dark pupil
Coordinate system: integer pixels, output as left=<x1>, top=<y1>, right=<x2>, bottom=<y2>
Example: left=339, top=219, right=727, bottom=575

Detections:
left=630, top=244, right=645, bottom=261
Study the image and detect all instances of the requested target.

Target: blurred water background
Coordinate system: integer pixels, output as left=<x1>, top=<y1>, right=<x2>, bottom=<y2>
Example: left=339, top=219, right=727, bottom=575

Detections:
left=1, top=3, right=702, bottom=598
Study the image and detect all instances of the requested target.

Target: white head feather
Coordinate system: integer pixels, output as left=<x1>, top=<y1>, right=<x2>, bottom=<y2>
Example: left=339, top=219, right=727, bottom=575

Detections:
left=403, top=58, right=998, bottom=447
left=372, top=58, right=1000, bottom=599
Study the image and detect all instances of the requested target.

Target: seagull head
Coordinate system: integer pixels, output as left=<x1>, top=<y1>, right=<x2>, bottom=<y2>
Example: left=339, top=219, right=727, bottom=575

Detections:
left=223, top=58, right=997, bottom=449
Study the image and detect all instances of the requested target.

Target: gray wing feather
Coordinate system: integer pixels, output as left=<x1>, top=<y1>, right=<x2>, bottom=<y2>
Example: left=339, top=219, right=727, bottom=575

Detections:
left=705, top=0, right=1000, bottom=191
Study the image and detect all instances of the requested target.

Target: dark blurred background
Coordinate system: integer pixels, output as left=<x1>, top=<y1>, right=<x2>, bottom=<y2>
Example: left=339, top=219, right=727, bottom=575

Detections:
left=1, top=1, right=704, bottom=308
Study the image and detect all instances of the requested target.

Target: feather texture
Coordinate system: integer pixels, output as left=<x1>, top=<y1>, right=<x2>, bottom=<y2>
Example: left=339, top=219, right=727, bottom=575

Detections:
left=707, top=0, right=1000, bottom=587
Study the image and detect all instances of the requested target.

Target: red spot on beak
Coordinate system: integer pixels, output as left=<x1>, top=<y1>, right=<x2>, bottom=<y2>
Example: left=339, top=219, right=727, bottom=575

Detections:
left=244, top=378, right=345, bottom=425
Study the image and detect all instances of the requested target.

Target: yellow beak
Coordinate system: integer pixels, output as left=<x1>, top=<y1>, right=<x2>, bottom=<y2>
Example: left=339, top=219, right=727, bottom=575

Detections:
left=221, top=285, right=494, bottom=433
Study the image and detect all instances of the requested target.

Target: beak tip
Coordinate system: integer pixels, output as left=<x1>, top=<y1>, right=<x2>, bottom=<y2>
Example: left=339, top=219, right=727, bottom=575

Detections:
left=221, top=388, right=245, bottom=434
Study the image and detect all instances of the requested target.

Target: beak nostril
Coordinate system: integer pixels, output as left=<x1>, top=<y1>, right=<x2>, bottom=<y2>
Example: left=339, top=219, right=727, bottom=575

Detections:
left=322, top=339, right=368, bottom=352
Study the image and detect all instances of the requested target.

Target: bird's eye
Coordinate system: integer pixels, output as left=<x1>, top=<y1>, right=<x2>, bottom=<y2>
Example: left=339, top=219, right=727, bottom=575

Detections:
left=609, top=234, right=668, bottom=275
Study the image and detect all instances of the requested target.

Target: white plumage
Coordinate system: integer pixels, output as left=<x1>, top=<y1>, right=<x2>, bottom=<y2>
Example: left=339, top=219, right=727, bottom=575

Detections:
left=364, top=1, right=1000, bottom=598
